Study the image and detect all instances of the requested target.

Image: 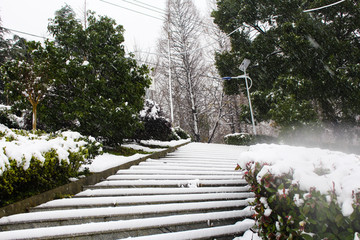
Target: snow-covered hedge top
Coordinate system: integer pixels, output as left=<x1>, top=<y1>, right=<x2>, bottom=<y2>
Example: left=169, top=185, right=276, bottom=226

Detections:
left=238, top=144, right=360, bottom=216
left=224, top=133, right=250, bottom=138
left=0, top=124, right=101, bottom=175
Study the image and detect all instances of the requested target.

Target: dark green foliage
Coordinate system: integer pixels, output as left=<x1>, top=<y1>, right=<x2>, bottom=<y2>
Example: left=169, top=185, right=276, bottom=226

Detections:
left=105, top=146, right=151, bottom=156
left=36, top=6, right=151, bottom=145
left=213, top=0, right=360, bottom=132
left=240, top=162, right=360, bottom=239
left=224, top=133, right=253, bottom=145
left=135, top=100, right=173, bottom=141
left=138, top=117, right=172, bottom=141
left=174, top=127, right=190, bottom=140
left=0, top=108, right=19, bottom=129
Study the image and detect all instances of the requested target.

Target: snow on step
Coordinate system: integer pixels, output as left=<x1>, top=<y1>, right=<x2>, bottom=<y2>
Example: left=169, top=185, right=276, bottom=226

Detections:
left=77, top=186, right=251, bottom=197
left=0, top=208, right=254, bottom=240
left=0, top=200, right=253, bottom=227
left=145, top=159, right=239, bottom=166
left=138, top=161, right=238, bottom=168
left=130, top=165, right=236, bottom=172
left=114, top=169, right=244, bottom=175
left=93, top=179, right=245, bottom=188
left=117, top=219, right=255, bottom=240
left=106, top=174, right=240, bottom=180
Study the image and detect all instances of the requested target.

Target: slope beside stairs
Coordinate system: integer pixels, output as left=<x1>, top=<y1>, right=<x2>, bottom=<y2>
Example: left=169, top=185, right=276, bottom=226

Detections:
left=0, top=143, right=255, bottom=240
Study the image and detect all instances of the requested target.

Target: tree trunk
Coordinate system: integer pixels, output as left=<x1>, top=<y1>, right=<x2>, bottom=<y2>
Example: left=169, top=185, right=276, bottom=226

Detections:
left=32, top=103, right=38, bottom=131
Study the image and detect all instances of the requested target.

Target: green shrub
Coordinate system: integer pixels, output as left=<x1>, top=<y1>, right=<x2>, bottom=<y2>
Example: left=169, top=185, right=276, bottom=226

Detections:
left=104, top=146, right=151, bottom=156
left=0, top=129, right=102, bottom=207
left=0, top=149, right=80, bottom=207
left=173, top=127, right=190, bottom=140
left=136, top=100, right=173, bottom=141
left=240, top=162, right=360, bottom=239
left=224, top=133, right=253, bottom=145
left=224, top=133, right=277, bottom=146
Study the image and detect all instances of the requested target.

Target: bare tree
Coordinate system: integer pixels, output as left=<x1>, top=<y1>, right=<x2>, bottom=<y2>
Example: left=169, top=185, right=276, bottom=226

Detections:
left=154, top=0, right=209, bottom=142
left=152, top=0, right=249, bottom=143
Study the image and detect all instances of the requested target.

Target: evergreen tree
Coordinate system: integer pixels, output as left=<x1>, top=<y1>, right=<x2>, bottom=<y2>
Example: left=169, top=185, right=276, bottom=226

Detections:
left=40, top=6, right=151, bottom=145
left=212, top=0, right=360, bottom=132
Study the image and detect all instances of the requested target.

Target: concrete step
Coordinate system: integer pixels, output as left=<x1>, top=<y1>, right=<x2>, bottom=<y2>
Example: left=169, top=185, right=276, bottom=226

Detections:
left=0, top=143, right=254, bottom=239
left=130, top=165, right=237, bottom=172
left=146, top=158, right=239, bottom=164
left=105, top=174, right=241, bottom=180
left=116, top=218, right=255, bottom=240
left=77, top=186, right=251, bottom=197
left=90, top=179, right=246, bottom=188
left=0, top=200, right=253, bottom=231
left=138, top=160, right=239, bottom=168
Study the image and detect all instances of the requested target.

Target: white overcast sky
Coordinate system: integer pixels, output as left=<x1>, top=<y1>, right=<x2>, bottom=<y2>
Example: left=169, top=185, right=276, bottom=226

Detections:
left=0, top=0, right=211, bottom=53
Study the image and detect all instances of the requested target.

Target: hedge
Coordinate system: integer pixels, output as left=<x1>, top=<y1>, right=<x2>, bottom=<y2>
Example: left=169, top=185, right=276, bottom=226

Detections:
left=0, top=127, right=102, bottom=207
left=224, top=133, right=277, bottom=146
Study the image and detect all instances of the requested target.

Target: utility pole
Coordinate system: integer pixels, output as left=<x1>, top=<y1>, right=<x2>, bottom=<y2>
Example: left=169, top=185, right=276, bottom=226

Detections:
left=167, top=5, right=174, bottom=125
left=84, top=0, right=87, bottom=29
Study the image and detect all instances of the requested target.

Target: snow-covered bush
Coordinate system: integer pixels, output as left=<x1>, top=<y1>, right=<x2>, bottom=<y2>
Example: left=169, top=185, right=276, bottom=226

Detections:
left=224, top=133, right=277, bottom=145
left=172, top=126, right=190, bottom=140
left=136, top=99, right=173, bottom=141
left=224, top=133, right=253, bottom=145
left=0, top=125, right=102, bottom=207
left=238, top=144, right=360, bottom=239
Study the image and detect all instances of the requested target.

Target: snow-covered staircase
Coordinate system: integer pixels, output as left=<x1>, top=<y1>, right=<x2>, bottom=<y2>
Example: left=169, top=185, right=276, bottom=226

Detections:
left=0, top=143, right=255, bottom=239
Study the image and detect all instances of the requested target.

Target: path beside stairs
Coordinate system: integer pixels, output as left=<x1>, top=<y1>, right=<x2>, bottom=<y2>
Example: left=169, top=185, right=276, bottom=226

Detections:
left=0, top=142, right=255, bottom=240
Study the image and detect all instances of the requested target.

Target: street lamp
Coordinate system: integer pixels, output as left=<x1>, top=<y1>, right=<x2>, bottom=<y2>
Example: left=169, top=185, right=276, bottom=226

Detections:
left=222, top=58, right=257, bottom=135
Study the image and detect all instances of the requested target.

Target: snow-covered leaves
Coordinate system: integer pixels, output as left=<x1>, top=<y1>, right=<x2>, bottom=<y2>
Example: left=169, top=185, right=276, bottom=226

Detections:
left=0, top=124, right=102, bottom=175
left=238, top=144, right=360, bottom=239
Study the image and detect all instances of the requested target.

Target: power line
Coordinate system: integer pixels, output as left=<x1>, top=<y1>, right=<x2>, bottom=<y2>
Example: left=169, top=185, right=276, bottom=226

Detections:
left=132, top=0, right=166, bottom=14
left=2, top=27, right=53, bottom=41
left=303, top=0, right=346, bottom=13
left=114, top=0, right=165, bottom=15
left=99, top=0, right=164, bottom=21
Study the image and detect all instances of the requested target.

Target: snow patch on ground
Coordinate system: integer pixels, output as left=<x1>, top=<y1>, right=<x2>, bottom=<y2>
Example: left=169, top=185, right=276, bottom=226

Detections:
left=80, top=153, right=149, bottom=173
left=140, top=138, right=191, bottom=147
left=121, top=143, right=164, bottom=152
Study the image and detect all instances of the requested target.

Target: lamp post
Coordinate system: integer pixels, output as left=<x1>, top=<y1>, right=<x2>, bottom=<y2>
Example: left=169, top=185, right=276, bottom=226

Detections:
left=223, top=59, right=257, bottom=135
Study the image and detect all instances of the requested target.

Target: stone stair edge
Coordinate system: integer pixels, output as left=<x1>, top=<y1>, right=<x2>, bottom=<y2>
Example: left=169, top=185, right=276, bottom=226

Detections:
left=0, top=208, right=254, bottom=240
left=0, top=141, right=191, bottom=218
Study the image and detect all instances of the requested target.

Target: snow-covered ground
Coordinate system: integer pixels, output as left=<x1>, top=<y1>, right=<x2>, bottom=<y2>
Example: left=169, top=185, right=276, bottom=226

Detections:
left=238, top=144, right=360, bottom=216
left=2, top=123, right=359, bottom=239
